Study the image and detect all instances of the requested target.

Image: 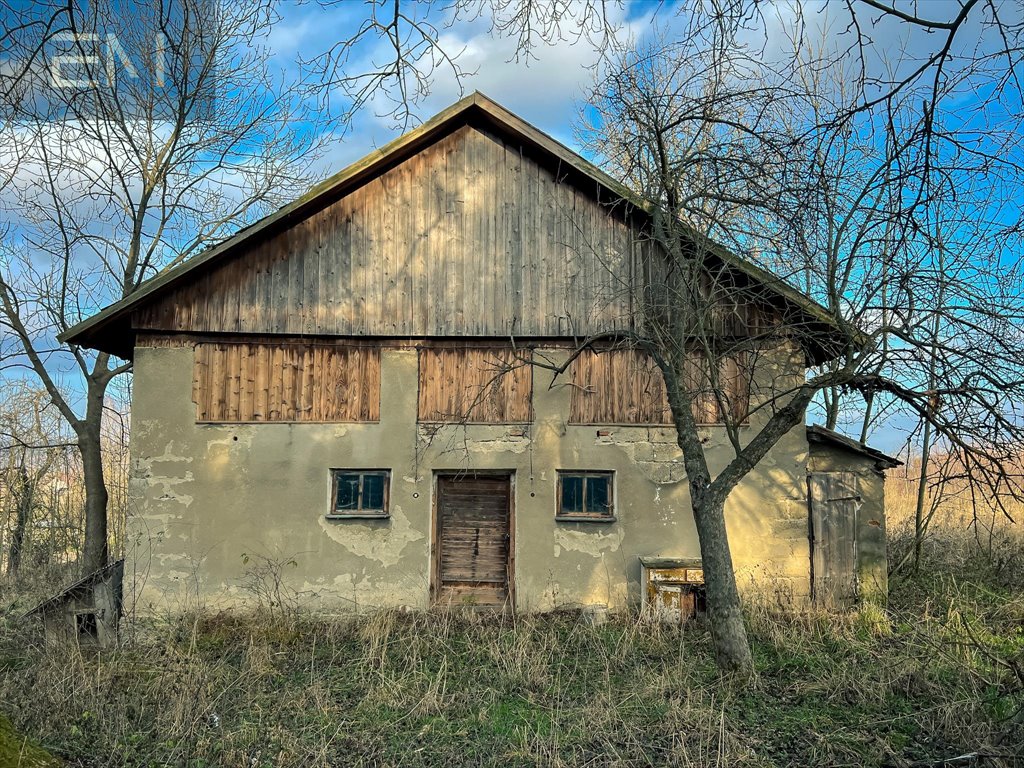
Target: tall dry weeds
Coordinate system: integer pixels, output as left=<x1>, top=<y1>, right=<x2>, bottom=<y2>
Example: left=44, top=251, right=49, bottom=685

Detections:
left=0, top=588, right=1019, bottom=767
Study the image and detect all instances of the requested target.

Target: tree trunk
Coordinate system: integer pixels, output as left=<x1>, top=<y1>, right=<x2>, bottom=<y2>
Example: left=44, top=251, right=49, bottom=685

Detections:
left=79, top=382, right=109, bottom=575
left=691, top=486, right=754, bottom=676
left=912, top=417, right=933, bottom=573
left=6, top=466, right=32, bottom=579
left=665, top=351, right=754, bottom=677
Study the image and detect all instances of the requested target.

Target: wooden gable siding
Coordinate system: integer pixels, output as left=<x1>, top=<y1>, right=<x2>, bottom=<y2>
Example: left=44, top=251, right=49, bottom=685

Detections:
left=569, top=349, right=750, bottom=425
left=133, top=125, right=637, bottom=338
left=192, top=341, right=380, bottom=422
left=418, top=346, right=533, bottom=423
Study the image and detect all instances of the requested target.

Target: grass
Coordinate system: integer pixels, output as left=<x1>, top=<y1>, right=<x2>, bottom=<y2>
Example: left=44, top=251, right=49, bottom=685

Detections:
left=0, top=572, right=1021, bottom=768
left=0, top=484, right=1021, bottom=767
left=0, top=713, right=59, bottom=768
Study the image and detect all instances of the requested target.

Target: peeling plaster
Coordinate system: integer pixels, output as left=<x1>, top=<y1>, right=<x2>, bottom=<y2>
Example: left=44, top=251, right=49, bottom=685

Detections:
left=318, top=505, right=425, bottom=567
left=467, top=436, right=530, bottom=454
left=143, top=474, right=194, bottom=507
left=154, top=552, right=190, bottom=565
left=205, top=429, right=256, bottom=450
left=588, top=429, right=689, bottom=484
left=136, top=442, right=194, bottom=470
left=133, top=443, right=195, bottom=507
left=553, top=525, right=625, bottom=557
left=416, top=425, right=532, bottom=455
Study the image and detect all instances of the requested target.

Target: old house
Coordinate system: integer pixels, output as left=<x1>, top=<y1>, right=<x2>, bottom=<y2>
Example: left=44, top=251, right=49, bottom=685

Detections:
left=61, top=93, right=897, bottom=613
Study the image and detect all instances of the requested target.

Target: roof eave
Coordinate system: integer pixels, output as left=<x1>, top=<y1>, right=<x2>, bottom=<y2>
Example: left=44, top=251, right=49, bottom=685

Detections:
left=807, top=424, right=902, bottom=469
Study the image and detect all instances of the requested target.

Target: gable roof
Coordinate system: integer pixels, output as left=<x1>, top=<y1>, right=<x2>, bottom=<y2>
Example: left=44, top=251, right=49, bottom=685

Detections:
left=60, top=92, right=850, bottom=358
left=24, top=558, right=125, bottom=618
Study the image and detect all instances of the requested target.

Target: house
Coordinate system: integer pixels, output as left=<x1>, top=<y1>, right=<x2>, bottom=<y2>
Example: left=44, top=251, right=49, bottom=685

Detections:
left=60, top=93, right=898, bottom=613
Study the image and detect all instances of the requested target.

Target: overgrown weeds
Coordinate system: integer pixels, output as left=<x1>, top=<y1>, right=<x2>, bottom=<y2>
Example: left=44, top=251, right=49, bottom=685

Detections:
left=0, top=506, right=1020, bottom=767
left=0, top=576, right=1021, bottom=767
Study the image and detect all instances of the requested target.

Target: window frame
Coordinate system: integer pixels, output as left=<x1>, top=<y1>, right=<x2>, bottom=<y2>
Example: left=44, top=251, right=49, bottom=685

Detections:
left=327, top=469, right=391, bottom=519
left=555, top=470, right=616, bottom=522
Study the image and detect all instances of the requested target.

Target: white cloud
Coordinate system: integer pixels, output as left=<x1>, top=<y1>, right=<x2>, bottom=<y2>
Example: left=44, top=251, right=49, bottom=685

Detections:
left=272, top=0, right=655, bottom=174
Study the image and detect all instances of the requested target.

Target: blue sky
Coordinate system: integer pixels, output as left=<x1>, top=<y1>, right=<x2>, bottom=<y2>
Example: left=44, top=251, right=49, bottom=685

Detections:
left=261, top=1, right=656, bottom=170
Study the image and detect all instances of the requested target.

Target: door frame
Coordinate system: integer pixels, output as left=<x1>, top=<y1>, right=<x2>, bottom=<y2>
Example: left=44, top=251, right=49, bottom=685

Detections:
left=430, top=470, right=515, bottom=608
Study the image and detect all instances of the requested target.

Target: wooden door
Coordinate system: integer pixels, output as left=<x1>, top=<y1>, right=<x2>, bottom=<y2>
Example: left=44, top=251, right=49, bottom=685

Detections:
left=809, top=472, right=860, bottom=606
left=434, top=475, right=512, bottom=607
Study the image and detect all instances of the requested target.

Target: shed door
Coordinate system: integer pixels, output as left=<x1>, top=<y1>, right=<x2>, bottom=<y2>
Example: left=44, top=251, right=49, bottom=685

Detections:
left=809, top=472, right=859, bottom=606
left=434, top=475, right=512, bottom=607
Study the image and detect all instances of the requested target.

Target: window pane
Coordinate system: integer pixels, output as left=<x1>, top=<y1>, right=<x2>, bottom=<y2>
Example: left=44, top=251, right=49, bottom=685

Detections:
left=362, top=475, right=385, bottom=510
left=335, top=474, right=360, bottom=510
left=585, top=476, right=611, bottom=515
left=561, top=476, right=584, bottom=514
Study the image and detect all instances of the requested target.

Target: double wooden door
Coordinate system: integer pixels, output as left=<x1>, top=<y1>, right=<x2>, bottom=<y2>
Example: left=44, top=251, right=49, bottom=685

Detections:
left=433, top=474, right=513, bottom=607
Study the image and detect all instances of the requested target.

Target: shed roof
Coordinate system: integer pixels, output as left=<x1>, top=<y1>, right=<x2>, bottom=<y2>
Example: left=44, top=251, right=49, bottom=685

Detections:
left=59, top=92, right=856, bottom=359
left=807, top=425, right=902, bottom=470
left=23, top=559, right=125, bottom=618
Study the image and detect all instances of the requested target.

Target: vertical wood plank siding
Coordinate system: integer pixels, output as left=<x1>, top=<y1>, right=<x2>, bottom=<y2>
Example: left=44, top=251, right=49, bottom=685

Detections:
left=435, top=475, right=512, bottom=606
left=418, top=347, right=533, bottom=423
left=132, top=125, right=639, bottom=338
left=193, top=342, right=380, bottom=422
left=809, top=471, right=859, bottom=606
left=434, top=475, right=509, bottom=606
left=569, top=349, right=750, bottom=425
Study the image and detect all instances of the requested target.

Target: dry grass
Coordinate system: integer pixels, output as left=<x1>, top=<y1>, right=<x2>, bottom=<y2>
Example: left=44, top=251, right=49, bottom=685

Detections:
left=0, top=580, right=1020, bottom=768
left=886, top=460, right=1024, bottom=589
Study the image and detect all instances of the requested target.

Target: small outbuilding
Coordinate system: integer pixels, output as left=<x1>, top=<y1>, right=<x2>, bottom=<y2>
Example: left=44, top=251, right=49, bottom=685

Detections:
left=25, top=559, right=124, bottom=646
left=806, top=426, right=901, bottom=606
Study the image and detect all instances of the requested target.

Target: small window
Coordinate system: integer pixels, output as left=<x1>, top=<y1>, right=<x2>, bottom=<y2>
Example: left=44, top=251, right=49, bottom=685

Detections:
left=556, top=471, right=614, bottom=521
left=328, top=470, right=390, bottom=518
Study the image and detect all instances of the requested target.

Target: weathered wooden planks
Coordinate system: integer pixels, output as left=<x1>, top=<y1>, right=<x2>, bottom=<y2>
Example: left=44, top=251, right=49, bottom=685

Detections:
left=434, top=475, right=512, bottom=606
left=192, top=341, right=380, bottom=423
left=569, top=348, right=750, bottom=425
left=809, top=471, right=860, bottom=607
left=133, top=126, right=645, bottom=339
left=417, top=346, right=533, bottom=424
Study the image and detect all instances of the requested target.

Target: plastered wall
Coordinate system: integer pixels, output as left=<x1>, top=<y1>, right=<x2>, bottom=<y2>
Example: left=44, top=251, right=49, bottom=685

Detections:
left=127, top=343, right=812, bottom=613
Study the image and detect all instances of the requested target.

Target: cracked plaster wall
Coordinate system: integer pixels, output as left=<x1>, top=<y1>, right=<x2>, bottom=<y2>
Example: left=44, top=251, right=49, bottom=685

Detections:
left=128, top=343, right=813, bottom=613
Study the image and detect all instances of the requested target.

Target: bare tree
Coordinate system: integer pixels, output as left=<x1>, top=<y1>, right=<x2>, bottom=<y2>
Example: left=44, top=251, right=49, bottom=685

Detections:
left=302, top=0, right=622, bottom=129
left=0, top=0, right=325, bottom=575
left=569, top=2, right=1024, bottom=673
left=0, top=382, right=76, bottom=578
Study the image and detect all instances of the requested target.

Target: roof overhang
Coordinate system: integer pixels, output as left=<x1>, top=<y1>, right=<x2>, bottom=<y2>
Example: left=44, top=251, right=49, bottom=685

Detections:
left=24, top=558, right=125, bottom=618
left=807, top=425, right=902, bottom=471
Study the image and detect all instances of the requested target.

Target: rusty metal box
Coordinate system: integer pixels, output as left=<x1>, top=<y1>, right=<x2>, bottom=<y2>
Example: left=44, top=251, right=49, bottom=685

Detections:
left=640, top=556, right=706, bottom=623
